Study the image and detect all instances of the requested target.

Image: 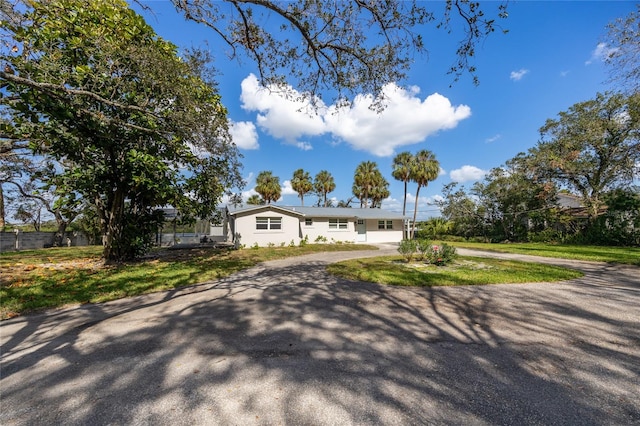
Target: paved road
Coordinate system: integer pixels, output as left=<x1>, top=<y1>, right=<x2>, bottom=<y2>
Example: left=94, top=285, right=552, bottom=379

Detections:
left=1, top=246, right=639, bottom=425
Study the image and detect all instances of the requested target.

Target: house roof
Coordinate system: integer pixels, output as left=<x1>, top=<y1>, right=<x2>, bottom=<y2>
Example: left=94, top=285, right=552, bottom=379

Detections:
left=227, top=205, right=408, bottom=220
left=557, top=193, right=584, bottom=209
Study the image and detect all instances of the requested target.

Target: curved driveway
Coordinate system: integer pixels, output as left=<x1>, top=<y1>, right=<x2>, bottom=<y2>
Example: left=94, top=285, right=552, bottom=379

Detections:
left=1, top=246, right=639, bottom=425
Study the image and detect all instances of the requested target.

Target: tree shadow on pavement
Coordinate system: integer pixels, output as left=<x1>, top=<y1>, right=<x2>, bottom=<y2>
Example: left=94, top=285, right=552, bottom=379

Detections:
left=1, top=260, right=639, bottom=425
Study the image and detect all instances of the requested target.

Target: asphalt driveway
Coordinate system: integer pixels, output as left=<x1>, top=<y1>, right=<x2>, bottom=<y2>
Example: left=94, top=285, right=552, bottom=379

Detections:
left=1, top=246, right=639, bottom=425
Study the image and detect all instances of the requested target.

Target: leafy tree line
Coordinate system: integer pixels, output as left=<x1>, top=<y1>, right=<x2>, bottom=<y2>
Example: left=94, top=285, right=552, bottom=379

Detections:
left=436, top=91, right=640, bottom=246
left=433, top=6, right=640, bottom=246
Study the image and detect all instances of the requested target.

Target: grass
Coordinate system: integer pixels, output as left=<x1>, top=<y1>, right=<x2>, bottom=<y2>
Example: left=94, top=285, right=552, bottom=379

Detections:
left=327, top=255, right=584, bottom=287
left=439, top=241, right=640, bottom=266
left=0, top=243, right=377, bottom=319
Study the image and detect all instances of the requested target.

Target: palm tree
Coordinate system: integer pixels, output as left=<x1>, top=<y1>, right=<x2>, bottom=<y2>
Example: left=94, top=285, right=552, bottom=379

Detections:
left=353, top=161, right=380, bottom=208
left=291, top=168, right=313, bottom=206
left=421, top=217, right=453, bottom=239
left=246, top=194, right=265, bottom=205
left=391, top=152, right=414, bottom=216
left=370, top=174, right=390, bottom=208
left=255, top=171, right=281, bottom=204
left=313, top=170, right=336, bottom=207
left=409, top=150, right=440, bottom=239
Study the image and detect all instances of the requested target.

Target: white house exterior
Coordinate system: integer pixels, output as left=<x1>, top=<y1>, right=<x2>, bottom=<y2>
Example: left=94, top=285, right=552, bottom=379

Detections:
left=225, top=205, right=406, bottom=247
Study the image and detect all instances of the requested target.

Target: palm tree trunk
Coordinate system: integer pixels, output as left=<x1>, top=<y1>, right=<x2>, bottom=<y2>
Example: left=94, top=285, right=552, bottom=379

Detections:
left=402, top=181, right=407, bottom=216
left=411, top=185, right=421, bottom=239
left=402, top=180, right=408, bottom=239
left=0, top=184, right=5, bottom=229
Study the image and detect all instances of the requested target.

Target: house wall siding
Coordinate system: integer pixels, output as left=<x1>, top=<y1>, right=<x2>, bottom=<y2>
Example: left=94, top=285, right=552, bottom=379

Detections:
left=232, top=212, right=302, bottom=247
left=228, top=207, right=406, bottom=247
left=300, top=217, right=357, bottom=243
left=363, top=219, right=404, bottom=243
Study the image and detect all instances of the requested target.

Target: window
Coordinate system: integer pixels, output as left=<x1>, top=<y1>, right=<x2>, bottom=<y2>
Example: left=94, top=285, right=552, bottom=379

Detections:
left=256, top=217, right=282, bottom=230
left=378, top=220, right=393, bottom=230
left=357, top=219, right=364, bottom=225
left=305, top=218, right=313, bottom=226
left=329, top=218, right=348, bottom=230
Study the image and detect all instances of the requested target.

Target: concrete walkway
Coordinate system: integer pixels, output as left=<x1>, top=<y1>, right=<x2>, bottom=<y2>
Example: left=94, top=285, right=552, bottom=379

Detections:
left=1, top=246, right=639, bottom=425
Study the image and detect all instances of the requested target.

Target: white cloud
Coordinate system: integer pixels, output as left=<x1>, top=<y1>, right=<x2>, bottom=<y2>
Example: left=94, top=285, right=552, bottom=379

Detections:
left=239, top=74, right=471, bottom=157
left=241, top=188, right=258, bottom=200
left=585, top=42, right=619, bottom=65
left=380, top=196, right=403, bottom=213
left=485, top=134, right=501, bottom=143
left=295, top=141, right=313, bottom=151
left=243, top=172, right=255, bottom=186
left=228, top=120, right=259, bottom=150
left=280, top=180, right=297, bottom=196
left=325, top=84, right=471, bottom=157
left=400, top=193, right=443, bottom=220
left=510, top=69, right=529, bottom=81
left=240, top=74, right=326, bottom=147
left=560, top=70, right=570, bottom=77
left=450, top=165, right=487, bottom=182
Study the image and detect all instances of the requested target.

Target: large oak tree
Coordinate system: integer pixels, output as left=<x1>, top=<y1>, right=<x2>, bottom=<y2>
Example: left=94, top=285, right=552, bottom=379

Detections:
left=1, top=0, right=243, bottom=260
left=528, top=92, right=640, bottom=222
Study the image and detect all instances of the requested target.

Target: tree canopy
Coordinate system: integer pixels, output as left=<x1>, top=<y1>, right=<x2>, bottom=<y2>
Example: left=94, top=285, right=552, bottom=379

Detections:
left=605, top=4, right=640, bottom=94
left=529, top=92, right=640, bottom=221
left=313, top=170, right=336, bottom=207
left=291, top=168, right=313, bottom=206
left=167, top=0, right=509, bottom=100
left=352, top=161, right=389, bottom=208
left=255, top=171, right=281, bottom=204
left=1, top=0, right=243, bottom=260
left=409, top=150, right=439, bottom=239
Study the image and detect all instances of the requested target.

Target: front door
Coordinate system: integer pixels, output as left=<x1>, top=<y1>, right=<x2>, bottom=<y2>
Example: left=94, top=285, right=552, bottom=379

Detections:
left=356, top=219, right=366, bottom=242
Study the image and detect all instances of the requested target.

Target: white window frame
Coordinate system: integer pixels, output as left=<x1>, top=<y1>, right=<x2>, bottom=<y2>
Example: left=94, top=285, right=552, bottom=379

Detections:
left=256, top=217, right=282, bottom=230
left=378, top=220, right=393, bottom=230
left=329, top=218, right=348, bottom=230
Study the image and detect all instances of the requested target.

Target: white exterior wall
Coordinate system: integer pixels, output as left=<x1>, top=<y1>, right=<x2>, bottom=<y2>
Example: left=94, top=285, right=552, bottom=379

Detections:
left=363, top=219, right=404, bottom=243
left=232, top=212, right=302, bottom=247
left=300, top=217, right=357, bottom=243
left=229, top=209, right=405, bottom=247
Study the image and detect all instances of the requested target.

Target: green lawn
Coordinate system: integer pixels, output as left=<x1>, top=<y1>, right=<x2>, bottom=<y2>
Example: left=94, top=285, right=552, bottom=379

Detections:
left=0, top=244, right=377, bottom=319
left=440, top=241, right=640, bottom=266
left=327, top=255, right=584, bottom=287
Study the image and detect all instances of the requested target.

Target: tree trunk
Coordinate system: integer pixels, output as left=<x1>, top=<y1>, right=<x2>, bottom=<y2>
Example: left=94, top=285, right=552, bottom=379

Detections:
left=103, top=189, right=125, bottom=262
left=411, top=185, right=421, bottom=239
left=0, top=184, right=5, bottom=229
left=402, top=180, right=408, bottom=239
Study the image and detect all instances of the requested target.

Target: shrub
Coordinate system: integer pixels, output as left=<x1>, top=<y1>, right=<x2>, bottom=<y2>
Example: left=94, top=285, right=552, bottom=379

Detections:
left=251, top=243, right=260, bottom=250
left=416, top=239, right=431, bottom=261
left=299, top=235, right=309, bottom=247
left=289, top=239, right=296, bottom=247
left=398, top=239, right=417, bottom=262
left=315, top=235, right=327, bottom=243
left=424, top=243, right=457, bottom=266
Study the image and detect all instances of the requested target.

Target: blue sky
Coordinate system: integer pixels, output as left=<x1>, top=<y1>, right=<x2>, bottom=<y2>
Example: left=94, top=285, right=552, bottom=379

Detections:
left=135, top=1, right=636, bottom=219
